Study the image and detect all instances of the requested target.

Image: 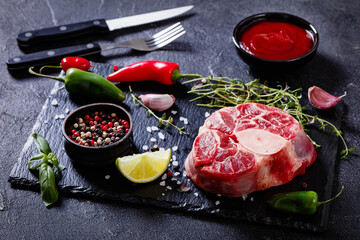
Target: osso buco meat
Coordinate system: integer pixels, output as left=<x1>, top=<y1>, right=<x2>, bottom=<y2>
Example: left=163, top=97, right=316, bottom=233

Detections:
left=185, top=103, right=317, bottom=197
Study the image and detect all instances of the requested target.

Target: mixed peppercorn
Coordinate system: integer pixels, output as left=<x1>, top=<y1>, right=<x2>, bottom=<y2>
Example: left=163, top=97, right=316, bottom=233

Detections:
left=67, top=111, right=130, bottom=147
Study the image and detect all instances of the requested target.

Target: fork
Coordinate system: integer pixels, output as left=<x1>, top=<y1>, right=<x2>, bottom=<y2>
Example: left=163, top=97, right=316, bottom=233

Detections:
left=6, top=22, right=186, bottom=70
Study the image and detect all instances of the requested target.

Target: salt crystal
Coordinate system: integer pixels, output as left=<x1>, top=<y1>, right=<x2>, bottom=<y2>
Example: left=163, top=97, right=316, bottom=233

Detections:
left=171, top=177, right=176, bottom=181
left=54, top=115, right=59, bottom=120
left=142, top=145, right=149, bottom=151
left=176, top=181, right=181, bottom=185
left=183, top=118, right=188, bottom=125
left=51, top=99, right=58, bottom=106
left=242, top=194, right=248, bottom=201
left=104, top=175, right=110, bottom=180
left=179, top=117, right=185, bottom=121
left=162, top=193, right=165, bottom=196
left=166, top=186, right=172, bottom=190
left=158, top=132, right=165, bottom=140
left=172, top=146, right=178, bottom=152
left=58, top=114, right=65, bottom=119
left=183, top=171, right=187, bottom=177
left=146, top=126, right=152, bottom=133
left=194, top=192, right=199, bottom=197
left=150, top=137, right=157, bottom=142
left=172, top=161, right=179, bottom=167
left=161, top=173, right=167, bottom=180
left=172, top=155, right=177, bottom=161
left=250, top=197, right=254, bottom=202
left=44, top=120, right=48, bottom=124
left=151, top=126, right=159, bottom=131
left=174, top=172, right=180, bottom=176
left=159, top=181, right=166, bottom=186
left=171, top=110, right=177, bottom=115
left=205, top=112, right=210, bottom=118
left=65, top=108, right=70, bottom=114
left=215, top=200, right=220, bottom=205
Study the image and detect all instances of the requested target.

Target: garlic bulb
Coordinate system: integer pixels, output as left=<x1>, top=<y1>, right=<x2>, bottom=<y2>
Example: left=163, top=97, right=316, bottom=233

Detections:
left=140, top=94, right=175, bottom=111
left=308, top=86, right=346, bottom=110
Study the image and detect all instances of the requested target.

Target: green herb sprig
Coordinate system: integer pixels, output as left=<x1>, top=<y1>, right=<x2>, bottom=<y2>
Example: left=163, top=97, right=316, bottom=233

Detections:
left=28, top=133, right=65, bottom=207
left=183, top=76, right=354, bottom=159
left=129, top=86, right=189, bottom=136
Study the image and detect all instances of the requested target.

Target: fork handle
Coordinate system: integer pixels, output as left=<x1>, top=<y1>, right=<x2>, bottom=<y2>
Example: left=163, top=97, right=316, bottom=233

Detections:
left=6, top=43, right=102, bottom=70
left=17, top=19, right=109, bottom=47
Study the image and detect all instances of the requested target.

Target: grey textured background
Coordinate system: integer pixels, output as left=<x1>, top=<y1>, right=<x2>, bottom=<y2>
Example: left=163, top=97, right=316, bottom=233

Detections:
left=1, top=0, right=359, bottom=239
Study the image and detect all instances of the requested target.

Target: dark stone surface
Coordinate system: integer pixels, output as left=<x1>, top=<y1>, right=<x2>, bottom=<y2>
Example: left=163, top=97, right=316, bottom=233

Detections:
left=1, top=0, right=359, bottom=239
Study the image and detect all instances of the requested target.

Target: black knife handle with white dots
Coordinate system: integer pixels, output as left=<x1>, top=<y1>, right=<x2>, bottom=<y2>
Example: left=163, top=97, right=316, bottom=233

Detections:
left=17, top=19, right=109, bottom=47
left=6, top=43, right=101, bottom=70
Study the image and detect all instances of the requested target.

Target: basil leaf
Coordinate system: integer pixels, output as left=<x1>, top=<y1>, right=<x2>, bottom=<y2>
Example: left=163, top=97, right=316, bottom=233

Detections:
left=28, top=153, right=46, bottom=169
left=39, top=163, right=58, bottom=207
left=32, top=133, right=51, bottom=155
left=47, top=153, right=66, bottom=172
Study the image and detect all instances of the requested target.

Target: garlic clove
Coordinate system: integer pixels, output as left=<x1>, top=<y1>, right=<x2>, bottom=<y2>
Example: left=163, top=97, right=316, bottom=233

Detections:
left=308, top=86, right=346, bottom=110
left=140, top=94, right=176, bottom=112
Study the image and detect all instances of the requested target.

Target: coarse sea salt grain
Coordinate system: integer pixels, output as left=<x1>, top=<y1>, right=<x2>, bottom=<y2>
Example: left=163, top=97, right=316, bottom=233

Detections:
left=172, top=155, right=177, bottom=161
left=161, top=173, right=167, bottom=180
left=242, top=195, right=248, bottom=201
left=65, top=108, right=70, bottom=114
left=58, top=114, right=65, bottom=119
left=151, top=126, right=159, bottom=131
left=171, top=110, right=177, bottom=115
left=250, top=197, right=254, bottom=202
left=179, top=117, right=185, bottom=121
left=176, top=181, right=181, bottom=185
left=105, top=175, right=110, bottom=180
left=183, top=118, right=188, bottom=125
left=166, top=186, right=172, bottom=190
left=51, top=99, right=58, bottom=106
left=174, top=172, right=180, bottom=176
left=172, top=161, right=179, bottom=167
left=142, top=145, right=149, bottom=151
left=215, top=200, right=220, bottom=205
left=158, top=132, right=165, bottom=140
left=146, top=126, right=152, bottom=133
left=172, top=146, right=178, bottom=152
left=194, top=192, right=199, bottom=197
left=171, top=177, right=176, bottom=181
left=205, top=112, right=210, bottom=118
left=159, top=181, right=166, bottom=186
left=183, top=171, right=187, bottom=177
left=54, top=115, right=59, bottom=120
left=150, top=137, right=157, bottom=142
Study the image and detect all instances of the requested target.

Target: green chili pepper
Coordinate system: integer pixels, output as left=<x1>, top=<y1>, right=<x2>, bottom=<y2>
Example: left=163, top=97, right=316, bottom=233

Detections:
left=29, top=67, right=126, bottom=103
left=268, top=183, right=344, bottom=215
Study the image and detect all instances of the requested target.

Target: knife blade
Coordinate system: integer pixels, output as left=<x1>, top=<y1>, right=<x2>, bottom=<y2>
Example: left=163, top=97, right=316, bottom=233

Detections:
left=16, top=5, right=193, bottom=47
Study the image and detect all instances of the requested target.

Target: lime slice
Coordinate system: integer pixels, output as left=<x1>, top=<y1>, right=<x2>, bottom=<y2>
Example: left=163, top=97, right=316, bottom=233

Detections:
left=115, top=149, right=171, bottom=183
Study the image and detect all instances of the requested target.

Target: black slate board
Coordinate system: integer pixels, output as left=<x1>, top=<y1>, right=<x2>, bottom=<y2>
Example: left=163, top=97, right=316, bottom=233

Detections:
left=9, top=62, right=343, bottom=232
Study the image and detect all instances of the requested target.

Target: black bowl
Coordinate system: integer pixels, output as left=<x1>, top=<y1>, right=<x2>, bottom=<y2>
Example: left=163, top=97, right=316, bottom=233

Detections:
left=62, top=103, right=133, bottom=166
left=233, top=12, right=319, bottom=69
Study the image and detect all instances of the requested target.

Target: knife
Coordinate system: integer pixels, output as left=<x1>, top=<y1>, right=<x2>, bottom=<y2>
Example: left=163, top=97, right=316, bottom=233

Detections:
left=7, top=23, right=185, bottom=70
left=16, top=5, right=193, bottom=47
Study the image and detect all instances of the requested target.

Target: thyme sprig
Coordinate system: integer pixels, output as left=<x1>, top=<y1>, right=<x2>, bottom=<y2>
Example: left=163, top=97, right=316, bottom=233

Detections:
left=183, top=76, right=353, bottom=159
left=129, top=86, right=189, bottom=136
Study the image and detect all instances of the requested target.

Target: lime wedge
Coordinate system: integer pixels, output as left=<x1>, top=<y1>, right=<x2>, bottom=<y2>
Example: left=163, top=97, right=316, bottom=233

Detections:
left=115, top=149, right=171, bottom=183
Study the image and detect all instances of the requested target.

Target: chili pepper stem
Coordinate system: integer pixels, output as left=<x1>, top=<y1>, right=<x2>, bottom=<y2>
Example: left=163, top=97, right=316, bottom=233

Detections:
left=317, top=182, right=344, bottom=206
left=171, top=69, right=202, bottom=83
left=39, top=65, right=62, bottom=74
left=29, top=67, right=65, bottom=83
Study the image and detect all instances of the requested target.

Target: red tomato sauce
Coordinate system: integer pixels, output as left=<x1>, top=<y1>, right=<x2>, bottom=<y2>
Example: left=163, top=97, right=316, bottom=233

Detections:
left=239, top=21, right=314, bottom=60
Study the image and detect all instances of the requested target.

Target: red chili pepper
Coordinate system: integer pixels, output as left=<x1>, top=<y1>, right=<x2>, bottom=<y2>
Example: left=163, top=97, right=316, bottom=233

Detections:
left=39, top=56, right=93, bottom=73
left=61, top=57, right=93, bottom=72
left=106, top=61, right=201, bottom=85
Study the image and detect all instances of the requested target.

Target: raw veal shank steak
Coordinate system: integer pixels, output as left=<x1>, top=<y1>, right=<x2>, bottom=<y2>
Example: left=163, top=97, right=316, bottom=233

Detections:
left=185, top=103, right=317, bottom=197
